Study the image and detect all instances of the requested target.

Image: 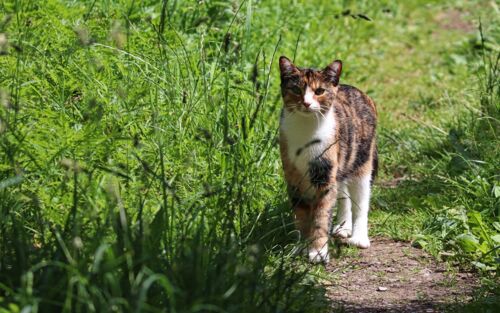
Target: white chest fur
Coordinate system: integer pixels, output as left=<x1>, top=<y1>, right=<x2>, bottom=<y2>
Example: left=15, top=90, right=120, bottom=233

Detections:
left=280, top=108, right=336, bottom=177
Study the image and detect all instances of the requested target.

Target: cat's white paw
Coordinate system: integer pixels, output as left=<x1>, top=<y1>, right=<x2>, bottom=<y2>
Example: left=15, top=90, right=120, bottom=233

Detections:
left=308, top=245, right=329, bottom=264
left=331, top=224, right=352, bottom=238
left=345, top=236, right=370, bottom=249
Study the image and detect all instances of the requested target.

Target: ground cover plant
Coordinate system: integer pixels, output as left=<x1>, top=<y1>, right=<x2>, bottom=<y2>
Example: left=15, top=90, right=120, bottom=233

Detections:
left=0, top=0, right=498, bottom=312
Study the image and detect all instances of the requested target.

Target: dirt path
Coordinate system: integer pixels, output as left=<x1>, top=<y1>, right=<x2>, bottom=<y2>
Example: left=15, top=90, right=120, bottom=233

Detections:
left=325, top=237, right=479, bottom=313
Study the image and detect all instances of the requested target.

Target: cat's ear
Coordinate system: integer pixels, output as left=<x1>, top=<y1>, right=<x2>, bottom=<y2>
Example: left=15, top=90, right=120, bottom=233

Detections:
left=323, top=60, right=342, bottom=86
left=279, top=56, right=298, bottom=77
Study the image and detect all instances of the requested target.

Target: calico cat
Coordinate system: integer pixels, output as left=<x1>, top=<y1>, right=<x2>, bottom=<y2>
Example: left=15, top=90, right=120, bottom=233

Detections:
left=278, top=56, right=377, bottom=263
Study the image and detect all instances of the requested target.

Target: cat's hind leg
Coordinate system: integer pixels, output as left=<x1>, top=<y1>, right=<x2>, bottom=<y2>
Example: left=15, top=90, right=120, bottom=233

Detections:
left=332, top=182, right=352, bottom=238
left=345, top=175, right=371, bottom=248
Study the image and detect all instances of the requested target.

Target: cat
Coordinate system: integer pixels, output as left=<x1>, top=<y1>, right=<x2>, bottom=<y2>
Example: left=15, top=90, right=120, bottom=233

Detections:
left=278, top=56, right=377, bottom=263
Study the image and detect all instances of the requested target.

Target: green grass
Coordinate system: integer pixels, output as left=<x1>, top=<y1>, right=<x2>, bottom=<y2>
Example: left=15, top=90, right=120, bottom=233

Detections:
left=0, top=0, right=499, bottom=312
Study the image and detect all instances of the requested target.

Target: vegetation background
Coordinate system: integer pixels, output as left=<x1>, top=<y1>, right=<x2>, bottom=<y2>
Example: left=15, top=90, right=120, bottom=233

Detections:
left=0, top=0, right=498, bottom=312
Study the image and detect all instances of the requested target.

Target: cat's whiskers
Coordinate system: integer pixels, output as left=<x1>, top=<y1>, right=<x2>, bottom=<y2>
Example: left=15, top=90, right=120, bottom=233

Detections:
left=312, top=111, right=319, bottom=124
left=315, top=109, right=326, bottom=120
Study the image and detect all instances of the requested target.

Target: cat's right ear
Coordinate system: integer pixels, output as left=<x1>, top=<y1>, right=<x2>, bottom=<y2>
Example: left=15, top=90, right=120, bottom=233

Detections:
left=279, top=56, right=298, bottom=78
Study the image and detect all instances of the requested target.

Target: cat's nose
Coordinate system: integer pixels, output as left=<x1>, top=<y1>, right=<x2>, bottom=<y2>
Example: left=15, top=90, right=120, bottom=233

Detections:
left=303, top=102, right=311, bottom=108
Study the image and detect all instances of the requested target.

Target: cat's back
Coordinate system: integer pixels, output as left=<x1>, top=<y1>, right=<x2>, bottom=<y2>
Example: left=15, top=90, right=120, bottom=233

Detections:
left=334, top=84, right=377, bottom=181
left=336, top=84, right=377, bottom=122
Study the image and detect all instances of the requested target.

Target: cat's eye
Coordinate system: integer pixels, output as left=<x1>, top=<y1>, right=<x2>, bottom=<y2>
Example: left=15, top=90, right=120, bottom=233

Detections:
left=290, top=86, right=302, bottom=95
left=315, top=88, right=325, bottom=96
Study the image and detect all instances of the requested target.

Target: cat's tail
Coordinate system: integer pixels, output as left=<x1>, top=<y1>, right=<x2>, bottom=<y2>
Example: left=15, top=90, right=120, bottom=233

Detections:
left=371, top=146, right=378, bottom=184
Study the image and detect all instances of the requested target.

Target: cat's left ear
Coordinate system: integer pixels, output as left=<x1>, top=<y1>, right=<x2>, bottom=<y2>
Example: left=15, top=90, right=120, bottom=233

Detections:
left=323, top=60, right=342, bottom=86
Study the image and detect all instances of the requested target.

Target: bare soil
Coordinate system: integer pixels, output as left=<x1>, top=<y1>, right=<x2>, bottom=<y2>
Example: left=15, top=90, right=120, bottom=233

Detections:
left=325, top=237, right=479, bottom=313
left=435, top=8, right=475, bottom=32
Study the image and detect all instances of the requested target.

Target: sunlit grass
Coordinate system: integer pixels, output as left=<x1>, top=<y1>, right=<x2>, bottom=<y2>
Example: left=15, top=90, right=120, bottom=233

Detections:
left=0, top=0, right=498, bottom=312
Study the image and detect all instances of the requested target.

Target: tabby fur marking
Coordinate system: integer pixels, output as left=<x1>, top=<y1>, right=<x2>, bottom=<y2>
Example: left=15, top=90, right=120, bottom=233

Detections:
left=278, top=56, right=378, bottom=263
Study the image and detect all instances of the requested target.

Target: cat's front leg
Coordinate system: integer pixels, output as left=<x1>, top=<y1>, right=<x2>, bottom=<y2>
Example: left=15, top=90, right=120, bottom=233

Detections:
left=345, top=175, right=371, bottom=249
left=293, top=202, right=312, bottom=242
left=332, top=182, right=352, bottom=238
left=308, top=189, right=336, bottom=263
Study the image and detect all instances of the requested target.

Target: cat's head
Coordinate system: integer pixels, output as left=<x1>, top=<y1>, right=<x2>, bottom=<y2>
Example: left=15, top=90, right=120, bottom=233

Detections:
left=279, top=56, right=342, bottom=115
